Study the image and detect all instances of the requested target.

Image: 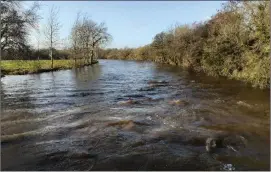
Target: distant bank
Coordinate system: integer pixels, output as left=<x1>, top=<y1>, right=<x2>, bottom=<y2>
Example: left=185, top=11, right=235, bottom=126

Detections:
left=1, top=60, right=98, bottom=76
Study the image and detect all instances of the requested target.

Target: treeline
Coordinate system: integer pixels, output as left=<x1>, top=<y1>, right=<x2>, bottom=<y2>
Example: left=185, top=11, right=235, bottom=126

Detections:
left=1, top=1, right=110, bottom=66
left=1, top=48, right=71, bottom=60
left=100, top=1, right=270, bottom=89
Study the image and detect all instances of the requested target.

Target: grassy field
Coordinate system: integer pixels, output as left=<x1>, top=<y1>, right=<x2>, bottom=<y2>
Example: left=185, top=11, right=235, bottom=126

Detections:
left=1, top=60, right=98, bottom=75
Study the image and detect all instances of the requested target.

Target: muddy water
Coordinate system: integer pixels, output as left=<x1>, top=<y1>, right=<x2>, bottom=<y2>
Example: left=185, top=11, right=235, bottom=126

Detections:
left=1, top=59, right=270, bottom=170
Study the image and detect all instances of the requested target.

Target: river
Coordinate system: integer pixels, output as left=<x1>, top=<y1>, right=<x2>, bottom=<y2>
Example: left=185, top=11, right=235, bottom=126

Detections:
left=1, top=59, right=270, bottom=170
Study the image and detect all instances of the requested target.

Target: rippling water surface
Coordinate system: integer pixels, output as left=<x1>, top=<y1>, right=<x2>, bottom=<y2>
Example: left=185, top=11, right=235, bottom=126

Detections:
left=1, top=59, right=270, bottom=170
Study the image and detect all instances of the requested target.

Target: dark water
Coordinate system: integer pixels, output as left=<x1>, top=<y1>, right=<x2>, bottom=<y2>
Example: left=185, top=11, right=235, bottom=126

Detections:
left=1, top=59, right=270, bottom=171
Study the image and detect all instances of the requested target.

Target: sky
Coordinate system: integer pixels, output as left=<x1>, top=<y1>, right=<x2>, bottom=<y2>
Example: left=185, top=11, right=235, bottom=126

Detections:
left=25, top=1, right=226, bottom=49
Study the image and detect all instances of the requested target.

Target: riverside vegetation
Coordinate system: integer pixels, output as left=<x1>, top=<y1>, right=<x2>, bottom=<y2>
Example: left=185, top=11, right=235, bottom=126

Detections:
left=99, top=1, right=270, bottom=89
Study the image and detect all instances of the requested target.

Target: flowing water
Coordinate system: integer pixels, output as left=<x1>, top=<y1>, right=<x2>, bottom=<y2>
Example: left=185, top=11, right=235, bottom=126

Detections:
left=1, top=59, right=270, bottom=170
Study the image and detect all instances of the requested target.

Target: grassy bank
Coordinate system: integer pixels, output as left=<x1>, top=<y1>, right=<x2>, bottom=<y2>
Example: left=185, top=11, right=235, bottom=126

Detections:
left=1, top=60, right=98, bottom=75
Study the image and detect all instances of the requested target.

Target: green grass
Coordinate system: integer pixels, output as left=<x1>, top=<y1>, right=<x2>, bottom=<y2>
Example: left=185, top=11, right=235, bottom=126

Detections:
left=1, top=59, right=98, bottom=75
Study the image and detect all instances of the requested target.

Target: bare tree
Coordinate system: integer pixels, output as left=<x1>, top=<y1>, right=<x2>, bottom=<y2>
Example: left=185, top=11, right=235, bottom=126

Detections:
left=70, top=14, right=111, bottom=65
left=89, top=22, right=111, bottom=63
left=70, top=12, right=83, bottom=65
left=44, top=6, right=61, bottom=68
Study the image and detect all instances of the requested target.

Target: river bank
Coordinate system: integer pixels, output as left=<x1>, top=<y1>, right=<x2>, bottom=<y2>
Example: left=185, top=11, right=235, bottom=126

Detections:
left=99, top=1, right=270, bottom=89
left=0, top=60, right=98, bottom=76
left=99, top=56, right=269, bottom=90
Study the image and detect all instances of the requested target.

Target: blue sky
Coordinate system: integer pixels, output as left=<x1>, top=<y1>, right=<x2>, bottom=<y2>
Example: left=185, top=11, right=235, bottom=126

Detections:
left=26, top=1, right=226, bottom=49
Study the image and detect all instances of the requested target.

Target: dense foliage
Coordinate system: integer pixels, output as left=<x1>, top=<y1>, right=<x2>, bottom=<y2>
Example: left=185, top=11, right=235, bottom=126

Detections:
left=100, top=1, right=270, bottom=89
left=1, top=1, right=40, bottom=56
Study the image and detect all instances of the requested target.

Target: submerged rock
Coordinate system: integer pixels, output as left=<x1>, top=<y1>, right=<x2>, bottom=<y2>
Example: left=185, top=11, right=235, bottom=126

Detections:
left=205, top=135, right=247, bottom=153
left=237, top=101, right=252, bottom=108
left=214, top=99, right=225, bottom=103
left=117, top=99, right=138, bottom=105
left=169, top=99, right=189, bottom=106
left=106, top=120, right=136, bottom=131
left=139, top=87, right=156, bottom=91
left=106, top=120, right=134, bottom=127
left=223, top=135, right=247, bottom=148
left=206, top=138, right=217, bottom=152
left=147, top=80, right=169, bottom=87
left=106, top=119, right=153, bottom=131
left=147, top=80, right=168, bottom=84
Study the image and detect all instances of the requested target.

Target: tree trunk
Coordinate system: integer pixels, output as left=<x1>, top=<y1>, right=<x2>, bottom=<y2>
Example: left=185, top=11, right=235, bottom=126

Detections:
left=90, top=44, right=95, bottom=64
left=84, top=48, right=88, bottom=65
left=37, top=48, right=40, bottom=60
left=50, top=47, right=53, bottom=68
left=87, top=50, right=91, bottom=64
left=90, top=50, right=94, bottom=64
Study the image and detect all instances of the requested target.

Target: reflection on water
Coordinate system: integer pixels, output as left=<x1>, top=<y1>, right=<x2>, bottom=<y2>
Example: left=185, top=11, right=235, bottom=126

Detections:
left=1, top=59, right=270, bottom=170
